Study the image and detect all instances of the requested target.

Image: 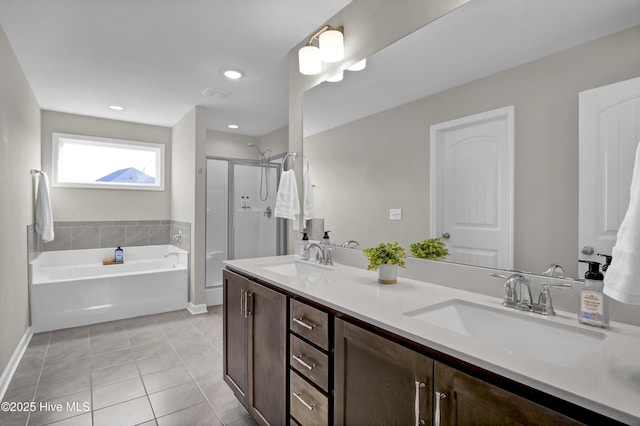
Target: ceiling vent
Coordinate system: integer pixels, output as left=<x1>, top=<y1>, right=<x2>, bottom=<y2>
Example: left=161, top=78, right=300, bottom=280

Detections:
left=202, top=87, right=232, bottom=98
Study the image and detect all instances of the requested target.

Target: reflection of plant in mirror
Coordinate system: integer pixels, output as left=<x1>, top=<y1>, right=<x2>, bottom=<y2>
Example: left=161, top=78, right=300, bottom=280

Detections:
left=410, top=238, right=449, bottom=260
left=363, top=242, right=407, bottom=270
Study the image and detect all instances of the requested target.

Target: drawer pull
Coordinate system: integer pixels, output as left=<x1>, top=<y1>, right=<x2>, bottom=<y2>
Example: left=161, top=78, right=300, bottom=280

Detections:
left=292, top=354, right=316, bottom=370
left=292, top=391, right=316, bottom=411
left=293, top=317, right=317, bottom=330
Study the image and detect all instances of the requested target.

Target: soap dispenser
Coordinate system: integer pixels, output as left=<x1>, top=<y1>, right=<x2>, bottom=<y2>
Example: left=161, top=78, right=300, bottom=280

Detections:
left=598, top=253, right=612, bottom=272
left=578, top=260, right=609, bottom=328
left=299, top=232, right=309, bottom=259
left=321, top=231, right=331, bottom=245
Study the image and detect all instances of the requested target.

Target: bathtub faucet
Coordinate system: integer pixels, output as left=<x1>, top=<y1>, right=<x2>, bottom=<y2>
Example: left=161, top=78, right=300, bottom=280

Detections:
left=164, top=252, right=181, bottom=260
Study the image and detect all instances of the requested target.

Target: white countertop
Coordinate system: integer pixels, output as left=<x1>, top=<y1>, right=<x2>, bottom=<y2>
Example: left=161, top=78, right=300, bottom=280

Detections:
left=225, top=255, right=640, bottom=424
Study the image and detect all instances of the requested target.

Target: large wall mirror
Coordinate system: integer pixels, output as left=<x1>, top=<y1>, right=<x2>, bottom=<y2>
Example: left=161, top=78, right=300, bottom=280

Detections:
left=302, top=0, right=640, bottom=278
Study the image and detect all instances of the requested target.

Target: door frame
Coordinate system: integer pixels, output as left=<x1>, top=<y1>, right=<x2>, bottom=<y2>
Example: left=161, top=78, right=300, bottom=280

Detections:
left=429, top=105, right=515, bottom=269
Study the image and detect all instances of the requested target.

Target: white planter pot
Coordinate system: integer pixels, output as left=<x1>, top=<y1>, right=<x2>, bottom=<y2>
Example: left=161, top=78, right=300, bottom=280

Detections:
left=378, top=264, right=397, bottom=284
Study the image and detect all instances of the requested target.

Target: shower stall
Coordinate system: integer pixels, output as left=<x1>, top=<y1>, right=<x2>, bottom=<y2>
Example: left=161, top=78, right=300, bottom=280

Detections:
left=205, top=154, right=284, bottom=303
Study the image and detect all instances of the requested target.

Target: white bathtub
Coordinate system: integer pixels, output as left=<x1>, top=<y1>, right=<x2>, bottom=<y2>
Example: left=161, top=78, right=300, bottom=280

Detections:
left=30, top=245, right=188, bottom=332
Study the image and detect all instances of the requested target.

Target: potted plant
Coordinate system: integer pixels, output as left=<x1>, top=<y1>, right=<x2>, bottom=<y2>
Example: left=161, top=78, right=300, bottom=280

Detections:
left=410, top=238, right=449, bottom=260
left=362, top=242, right=407, bottom=284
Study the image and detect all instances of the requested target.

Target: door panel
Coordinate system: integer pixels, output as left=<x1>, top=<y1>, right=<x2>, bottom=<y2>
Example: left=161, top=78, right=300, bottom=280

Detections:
left=431, top=106, right=514, bottom=269
left=579, top=76, right=640, bottom=270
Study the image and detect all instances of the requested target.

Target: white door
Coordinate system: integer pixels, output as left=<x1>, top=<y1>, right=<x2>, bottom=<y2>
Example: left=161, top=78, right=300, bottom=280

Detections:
left=579, top=76, right=640, bottom=271
left=430, top=106, right=514, bottom=269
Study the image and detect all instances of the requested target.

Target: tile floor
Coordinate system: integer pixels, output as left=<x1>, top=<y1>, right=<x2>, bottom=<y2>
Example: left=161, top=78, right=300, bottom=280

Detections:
left=0, top=306, right=257, bottom=426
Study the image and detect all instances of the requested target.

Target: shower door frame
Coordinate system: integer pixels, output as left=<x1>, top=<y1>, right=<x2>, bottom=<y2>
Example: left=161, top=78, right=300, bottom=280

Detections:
left=206, top=154, right=286, bottom=265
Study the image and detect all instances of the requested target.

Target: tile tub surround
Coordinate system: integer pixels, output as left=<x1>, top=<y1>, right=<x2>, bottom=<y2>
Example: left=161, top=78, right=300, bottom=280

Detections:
left=0, top=307, right=257, bottom=426
left=29, top=220, right=191, bottom=252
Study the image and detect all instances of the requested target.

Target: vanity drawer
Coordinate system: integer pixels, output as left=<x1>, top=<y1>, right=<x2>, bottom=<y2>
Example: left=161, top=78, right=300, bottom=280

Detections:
left=290, top=370, right=328, bottom=426
left=290, top=334, right=329, bottom=392
left=290, top=299, right=329, bottom=350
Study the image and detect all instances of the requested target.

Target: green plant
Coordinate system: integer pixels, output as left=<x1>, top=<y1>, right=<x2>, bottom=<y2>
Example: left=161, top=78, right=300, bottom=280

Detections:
left=362, top=242, right=407, bottom=270
left=410, top=238, right=449, bottom=260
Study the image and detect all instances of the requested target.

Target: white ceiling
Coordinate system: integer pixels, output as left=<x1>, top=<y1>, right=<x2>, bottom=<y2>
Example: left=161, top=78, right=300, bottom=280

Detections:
left=0, top=0, right=351, bottom=136
left=303, top=0, right=640, bottom=136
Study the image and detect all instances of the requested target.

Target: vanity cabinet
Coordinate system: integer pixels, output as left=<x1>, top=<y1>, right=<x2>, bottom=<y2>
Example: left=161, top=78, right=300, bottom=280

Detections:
left=434, top=363, right=580, bottom=426
left=289, top=299, right=332, bottom=426
left=334, top=318, right=433, bottom=425
left=223, top=269, right=287, bottom=426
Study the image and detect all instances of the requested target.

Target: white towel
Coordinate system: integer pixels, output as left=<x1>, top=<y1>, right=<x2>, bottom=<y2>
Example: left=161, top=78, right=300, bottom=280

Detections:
left=303, top=160, right=316, bottom=222
left=35, top=171, right=55, bottom=243
left=274, top=169, right=301, bottom=230
left=604, top=142, right=640, bottom=304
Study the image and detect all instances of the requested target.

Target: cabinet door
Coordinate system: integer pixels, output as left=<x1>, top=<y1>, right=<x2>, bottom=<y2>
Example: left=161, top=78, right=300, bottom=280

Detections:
left=247, top=279, right=287, bottom=426
left=223, top=270, right=249, bottom=404
left=334, top=318, right=433, bottom=426
left=434, top=362, right=581, bottom=426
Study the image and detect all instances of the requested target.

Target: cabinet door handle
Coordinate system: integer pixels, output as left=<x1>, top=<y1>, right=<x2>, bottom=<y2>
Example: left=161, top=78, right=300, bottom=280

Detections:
left=245, top=291, right=252, bottom=317
left=293, top=317, right=317, bottom=330
left=292, top=391, right=316, bottom=411
left=292, top=354, right=316, bottom=370
left=435, top=391, right=447, bottom=426
left=414, top=381, right=426, bottom=426
left=240, top=289, right=246, bottom=317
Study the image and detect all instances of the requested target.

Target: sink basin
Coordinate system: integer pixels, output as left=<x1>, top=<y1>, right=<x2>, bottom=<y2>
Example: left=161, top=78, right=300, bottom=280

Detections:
left=261, top=261, right=332, bottom=277
left=404, top=299, right=607, bottom=367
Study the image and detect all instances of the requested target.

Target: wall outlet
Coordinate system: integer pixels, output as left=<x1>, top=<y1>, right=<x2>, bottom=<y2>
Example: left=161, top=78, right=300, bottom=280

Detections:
left=389, top=209, right=402, bottom=220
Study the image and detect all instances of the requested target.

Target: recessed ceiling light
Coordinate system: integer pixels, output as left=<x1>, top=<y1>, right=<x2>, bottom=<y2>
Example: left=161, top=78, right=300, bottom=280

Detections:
left=109, top=105, right=125, bottom=111
left=223, top=70, right=244, bottom=80
left=228, top=124, right=239, bottom=129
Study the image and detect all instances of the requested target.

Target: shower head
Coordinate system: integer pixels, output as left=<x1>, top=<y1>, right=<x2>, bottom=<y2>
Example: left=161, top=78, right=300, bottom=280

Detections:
left=248, top=143, right=270, bottom=160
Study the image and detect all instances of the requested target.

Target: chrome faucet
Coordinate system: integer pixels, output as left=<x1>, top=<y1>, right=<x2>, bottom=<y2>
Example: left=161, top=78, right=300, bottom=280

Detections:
left=164, top=252, right=180, bottom=260
left=491, top=273, right=571, bottom=316
left=304, top=243, right=334, bottom=265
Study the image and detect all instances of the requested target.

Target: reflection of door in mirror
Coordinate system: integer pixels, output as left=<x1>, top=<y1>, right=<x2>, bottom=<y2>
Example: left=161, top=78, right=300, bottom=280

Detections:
left=431, top=106, right=514, bottom=269
left=579, top=76, right=640, bottom=273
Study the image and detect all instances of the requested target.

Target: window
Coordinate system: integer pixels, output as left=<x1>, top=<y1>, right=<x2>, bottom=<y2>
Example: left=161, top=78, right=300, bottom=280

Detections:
left=52, top=133, right=165, bottom=191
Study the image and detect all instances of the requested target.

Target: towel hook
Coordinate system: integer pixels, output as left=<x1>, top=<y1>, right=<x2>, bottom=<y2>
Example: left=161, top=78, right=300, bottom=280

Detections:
left=282, top=153, right=297, bottom=171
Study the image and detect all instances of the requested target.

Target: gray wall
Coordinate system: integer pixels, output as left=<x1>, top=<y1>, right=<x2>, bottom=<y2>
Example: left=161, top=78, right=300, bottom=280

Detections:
left=41, top=110, right=172, bottom=221
left=0, top=26, right=41, bottom=380
left=304, top=26, right=640, bottom=278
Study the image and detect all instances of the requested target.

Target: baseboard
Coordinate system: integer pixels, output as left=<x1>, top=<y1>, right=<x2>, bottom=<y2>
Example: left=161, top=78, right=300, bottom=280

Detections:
left=0, top=327, right=33, bottom=402
left=205, top=286, right=222, bottom=306
left=186, top=302, right=208, bottom=315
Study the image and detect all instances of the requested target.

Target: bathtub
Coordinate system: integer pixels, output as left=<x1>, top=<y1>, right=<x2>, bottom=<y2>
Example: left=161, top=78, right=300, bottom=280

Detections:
left=30, top=245, right=188, bottom=332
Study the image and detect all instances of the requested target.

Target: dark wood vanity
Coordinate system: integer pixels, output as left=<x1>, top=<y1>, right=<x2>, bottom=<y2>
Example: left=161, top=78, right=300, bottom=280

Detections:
left=223, top=267, right=626, bottom=426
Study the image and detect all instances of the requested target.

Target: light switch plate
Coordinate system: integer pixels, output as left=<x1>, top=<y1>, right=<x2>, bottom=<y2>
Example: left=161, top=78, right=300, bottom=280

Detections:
left=389, top=209, right=402, bottom=220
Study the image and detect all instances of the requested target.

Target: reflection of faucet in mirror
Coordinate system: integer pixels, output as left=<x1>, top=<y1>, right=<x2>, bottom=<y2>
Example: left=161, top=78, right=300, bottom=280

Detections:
left=543, top=264, right=564, bottom=278
left=342, top=240, right=359, bottom=249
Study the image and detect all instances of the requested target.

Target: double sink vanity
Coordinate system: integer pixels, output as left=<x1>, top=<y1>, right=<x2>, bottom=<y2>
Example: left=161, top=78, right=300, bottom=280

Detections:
left=222, top=254, right=640, bottom=425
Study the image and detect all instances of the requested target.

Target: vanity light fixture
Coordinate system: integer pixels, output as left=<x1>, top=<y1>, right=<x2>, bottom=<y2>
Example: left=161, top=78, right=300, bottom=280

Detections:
left=326, top=71, right=344, bottom=83
left=109, top=105, right=125, bottom=111
left=298, top=25, right=344, bottom=75
left=347, top=58, right=367, bottom=72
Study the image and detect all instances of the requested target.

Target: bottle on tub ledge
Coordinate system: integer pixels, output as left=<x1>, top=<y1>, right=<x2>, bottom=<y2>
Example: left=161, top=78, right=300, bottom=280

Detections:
left=578, top=259, right=609, bottom=328
left=115, top=246, right=124, bottom=264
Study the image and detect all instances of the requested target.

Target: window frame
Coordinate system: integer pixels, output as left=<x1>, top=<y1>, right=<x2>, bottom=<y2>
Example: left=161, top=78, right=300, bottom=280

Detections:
left=52, top=132, right=165, bottom=191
